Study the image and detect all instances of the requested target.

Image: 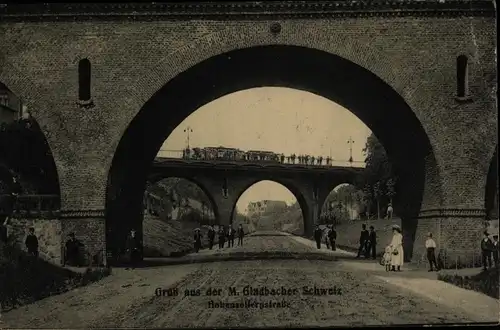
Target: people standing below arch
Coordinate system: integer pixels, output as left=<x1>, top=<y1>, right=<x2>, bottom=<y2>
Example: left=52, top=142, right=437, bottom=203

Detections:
left=314, top=225, right=322, bottom=249
left=328, top=225, right=337, bottom=251
left=356, top=224, right=369, bottom=258
left=389, top=225, right=404, bottom=272
left=25, top=227, right=38, bottom=258
left=218, top=226, right=226, bottom=249
left=492, top=235, right=499, bottom=267
left=227, top=225, right=235, bottom=248
left=481, top=231, right=494, bottom=271
left=368, top=226, right=377, bottom=260
left=237, top=224, right=245, bottom=246
left=193, top=228, right=202, bottom=253
left=207, top=225, right=215, bottom=250
left=425, top=232, right=438, bottom=272
left=126, top=229, right=141, bottom=270
left=64, top=232, right=83, bottom=267
left=323, top=226, right=330, bottom=249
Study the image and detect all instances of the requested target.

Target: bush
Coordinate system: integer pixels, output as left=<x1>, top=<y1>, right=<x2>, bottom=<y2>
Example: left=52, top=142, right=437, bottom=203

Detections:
left=438, top=267, right=499, bottom=299
left=1, top=239, right=111, bottom=311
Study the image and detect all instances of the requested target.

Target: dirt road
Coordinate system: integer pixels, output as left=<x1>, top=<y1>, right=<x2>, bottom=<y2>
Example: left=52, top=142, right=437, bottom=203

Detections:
left=1, top=235, right=496, bottom=328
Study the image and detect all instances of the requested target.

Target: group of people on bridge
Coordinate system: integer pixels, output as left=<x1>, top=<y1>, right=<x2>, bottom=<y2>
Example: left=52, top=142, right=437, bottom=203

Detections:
left=194, top=224, right=245, bottom=252
left=181, top=147, right=337, bottom=166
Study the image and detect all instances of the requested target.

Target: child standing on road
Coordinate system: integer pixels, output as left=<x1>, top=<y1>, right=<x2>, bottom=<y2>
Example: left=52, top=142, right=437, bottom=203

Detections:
left=382, top=245, right=392, bottom=272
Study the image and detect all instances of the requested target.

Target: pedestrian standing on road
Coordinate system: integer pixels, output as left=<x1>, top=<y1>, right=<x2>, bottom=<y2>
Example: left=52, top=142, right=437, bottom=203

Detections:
left=356, top=224, right=369, bottom=258
left=492, top=235, right=499, bottom=267
left=323, top=227, right=330, bottom=249
left=237, top=224, right=245, bottom=246
left=25, top=227, right=39, bottom=257
left=64, top=232, right=83, bottom=267
left=368, top=226, right=377, bottom=260
left=193, top=228, right=202, bottom=253
left=425, top=232, right=439, bottom=271
left=227, top=226, right=235, bottom=248
left=480, top=231, right=494, bottom=271
left=207, top=225, right=215, bottom=250
left=314, top=225, right=322, bottom=249
left=126, top=229, right=141, bottom=270
left=386, top=203, right=394, bottom=220
left=218, top=226, right=225, bottom=249
left=389, top=225, right=404, bottom=272
left=328, top=225, right=337, bottom=251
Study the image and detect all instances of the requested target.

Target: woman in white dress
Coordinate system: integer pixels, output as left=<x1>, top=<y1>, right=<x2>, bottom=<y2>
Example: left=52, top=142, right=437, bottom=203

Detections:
left=389, top=224, right=404, bottom=271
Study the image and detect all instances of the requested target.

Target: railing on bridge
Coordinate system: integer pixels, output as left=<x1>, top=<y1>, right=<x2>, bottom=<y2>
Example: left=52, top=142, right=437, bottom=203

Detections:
left=157, top=149, right=365, bottom=168
left=0, top=194, right=60, bottom=217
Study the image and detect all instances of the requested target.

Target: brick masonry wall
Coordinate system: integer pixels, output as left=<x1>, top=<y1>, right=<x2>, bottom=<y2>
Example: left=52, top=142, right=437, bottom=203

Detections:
left=7, top=217, right=62, bottom=264
left=0, top=14, right=496, bottom=262
left=60, top=217, right=106, bottom=266
left=0, top=16, right=496, bottom=211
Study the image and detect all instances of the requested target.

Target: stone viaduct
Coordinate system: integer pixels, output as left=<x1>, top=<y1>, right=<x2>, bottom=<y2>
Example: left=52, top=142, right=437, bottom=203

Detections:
left=0, top=1, right=496, bottom=266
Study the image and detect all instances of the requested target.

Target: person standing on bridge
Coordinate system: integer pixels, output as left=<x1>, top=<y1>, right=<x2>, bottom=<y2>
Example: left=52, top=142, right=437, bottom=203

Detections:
left=227, top=226, right=235, bottom=248
left=368, top=226, right=377, bottom=260
left=356, top=224, right=369, bottom=258
left=389, top=225, right=404, bottom=272
left=237, top=224, right=245, bottom=246
left=25, top=227, right=39, bottom=258
left=218, top=226, right=226, bottom=249
left=314, top=225, right=323, bottom=249
left=207, top=225, right=215, bottom=250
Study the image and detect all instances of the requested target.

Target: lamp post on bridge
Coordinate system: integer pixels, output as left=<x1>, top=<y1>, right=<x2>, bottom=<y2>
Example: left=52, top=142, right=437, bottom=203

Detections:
left=347, top=136, right=355, bottom=166
left=184, top=126, right=193, bottom=149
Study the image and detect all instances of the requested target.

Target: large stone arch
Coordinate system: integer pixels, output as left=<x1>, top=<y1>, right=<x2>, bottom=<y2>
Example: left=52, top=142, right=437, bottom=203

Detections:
left=105, top=44, right=440, bottom=261
left=229, top=179, right=310, bottom=235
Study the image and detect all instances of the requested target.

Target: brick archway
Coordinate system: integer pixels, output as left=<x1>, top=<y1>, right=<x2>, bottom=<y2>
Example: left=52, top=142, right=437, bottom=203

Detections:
left=105, top=45, right=440, bottom=261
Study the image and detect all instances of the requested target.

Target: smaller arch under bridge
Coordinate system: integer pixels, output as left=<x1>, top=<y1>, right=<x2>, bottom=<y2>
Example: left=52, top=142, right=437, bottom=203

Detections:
left=145, top=157, right=363, bottom=237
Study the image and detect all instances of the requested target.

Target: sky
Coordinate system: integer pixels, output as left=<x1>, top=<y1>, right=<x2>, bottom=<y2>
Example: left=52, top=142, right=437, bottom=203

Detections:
left=158, top=87, right=372, bottom=212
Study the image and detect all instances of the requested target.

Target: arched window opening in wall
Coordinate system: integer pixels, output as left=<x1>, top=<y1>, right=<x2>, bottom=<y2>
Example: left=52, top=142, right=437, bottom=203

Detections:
left=456, top=55, right=469, bottom=98
left=78, top=58, right=92, bottom=102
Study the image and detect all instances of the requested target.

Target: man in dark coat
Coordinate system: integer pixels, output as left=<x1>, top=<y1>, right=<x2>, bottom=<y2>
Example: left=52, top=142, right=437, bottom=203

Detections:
left=218, top=226, right=226, bottom=249
left=126, top=229, right=141, bottom=270
left=492, top=235, right=499, bottom=267
left=368, top=226, right=377, bottom=259
left=64, top=232, right=83, bottom=267
left=328, top=225, right=337, bottom=251
left=25, top=227, right=39, bottom=257
left=357, top=224, right=369, bottom=258
left=314, top=225, right=322, bottom=249
left=227, top=226, right=235, bottom=248
left=480, top=231, right=494, bottom=271
left=194, top=228, right=202, bottom=253
left=237, top=224, right=245, bottom=246
left=207, top=225, right=215, bottom=250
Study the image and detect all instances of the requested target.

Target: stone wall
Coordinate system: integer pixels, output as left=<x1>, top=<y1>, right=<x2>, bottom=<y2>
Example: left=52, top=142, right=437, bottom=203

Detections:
left=7, top=216, right=62, bottom=264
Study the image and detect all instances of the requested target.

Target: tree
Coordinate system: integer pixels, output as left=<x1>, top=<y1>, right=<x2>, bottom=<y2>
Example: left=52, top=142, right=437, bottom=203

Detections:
left=373, top=181, right=382, bottom=220
left=386, top=177, right=396, bottom=205
left=362, top=133, right=397, bottom=214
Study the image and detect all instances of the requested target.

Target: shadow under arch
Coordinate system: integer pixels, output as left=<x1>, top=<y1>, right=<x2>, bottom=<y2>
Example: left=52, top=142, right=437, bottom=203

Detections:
left=106, top=44, right=442, bottom=261
left=0, top=82, right=61, bottom=199
left=145, top=175, right=220, bottom=224
left=229, top=179, right=309, bottom=235
left=485, top=145, right=498, bottom=220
